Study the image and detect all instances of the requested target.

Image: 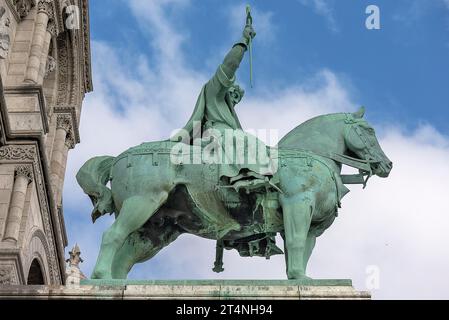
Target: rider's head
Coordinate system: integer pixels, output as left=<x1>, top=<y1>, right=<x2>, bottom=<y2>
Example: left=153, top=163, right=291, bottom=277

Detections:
left=226, top=84, right=245, bottom=107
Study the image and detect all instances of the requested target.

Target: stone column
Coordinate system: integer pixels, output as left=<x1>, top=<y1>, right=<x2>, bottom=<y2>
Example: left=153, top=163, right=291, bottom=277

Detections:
left=3, top=165, right=33, bottom=243
left=37, top=20, right=56, bottom=85
left=58, top=133, right=75, bottom=203
left=24, top=0, right=53, bottom=84
left=50, top=115, right=74, bottom=206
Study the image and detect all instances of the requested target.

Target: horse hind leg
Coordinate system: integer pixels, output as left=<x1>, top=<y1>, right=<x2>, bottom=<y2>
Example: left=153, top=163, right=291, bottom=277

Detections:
left=92, top=191, right=169, bottom=279
left=111, top=223, right=183, bottom=279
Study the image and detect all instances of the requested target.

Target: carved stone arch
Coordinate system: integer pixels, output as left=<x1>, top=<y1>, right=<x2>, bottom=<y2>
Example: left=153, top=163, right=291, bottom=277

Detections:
left=24, top=229, right=53, bottom=284
left=26, top=257, right=45, bottom=284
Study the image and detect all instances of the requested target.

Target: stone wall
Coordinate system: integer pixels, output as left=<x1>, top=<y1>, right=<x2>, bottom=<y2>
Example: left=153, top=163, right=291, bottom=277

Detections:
left=0, top=0, right=92, bottom=286
left=0, top=280, right=372, bottom=300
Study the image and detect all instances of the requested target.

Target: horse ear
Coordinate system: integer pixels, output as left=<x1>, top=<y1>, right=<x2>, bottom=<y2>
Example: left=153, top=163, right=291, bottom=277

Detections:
left=353, top=106, right=365, bottom=118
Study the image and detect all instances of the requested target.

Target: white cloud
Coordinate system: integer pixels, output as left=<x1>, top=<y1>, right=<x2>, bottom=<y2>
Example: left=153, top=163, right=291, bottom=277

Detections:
left=298, top=0, right=338, bottom=33
left=127, top=0, right=191, bottom=65
left=311, top=127, right=449, bottom=299
left=63, top=0, right=449, bottom=300
left=238, top=70, right=355, bottom=138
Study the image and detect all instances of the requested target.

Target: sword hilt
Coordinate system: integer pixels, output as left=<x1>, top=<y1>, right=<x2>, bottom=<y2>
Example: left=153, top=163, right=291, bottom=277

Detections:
left=246, top=5, right=253, bottom=27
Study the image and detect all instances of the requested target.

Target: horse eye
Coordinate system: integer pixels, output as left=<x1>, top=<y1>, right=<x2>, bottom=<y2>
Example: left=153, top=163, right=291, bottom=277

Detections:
left=364, top=127, right=374, bottom=134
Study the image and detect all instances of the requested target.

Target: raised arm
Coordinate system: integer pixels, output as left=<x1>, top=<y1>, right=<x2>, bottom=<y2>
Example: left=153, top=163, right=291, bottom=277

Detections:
left=221, top=25, right=256, bottom=79
left=205, top=25, right=256, bottom=102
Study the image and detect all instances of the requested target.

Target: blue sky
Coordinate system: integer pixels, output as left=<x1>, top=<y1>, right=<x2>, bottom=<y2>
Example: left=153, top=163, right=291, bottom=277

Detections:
left=62, top=0, right=449, bottom=299
left=88, top=0, right=449, bottom=133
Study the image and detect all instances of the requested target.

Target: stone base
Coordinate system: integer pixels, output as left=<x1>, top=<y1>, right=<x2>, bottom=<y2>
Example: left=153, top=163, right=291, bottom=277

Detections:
left=0, top=279, right=370, bottom=300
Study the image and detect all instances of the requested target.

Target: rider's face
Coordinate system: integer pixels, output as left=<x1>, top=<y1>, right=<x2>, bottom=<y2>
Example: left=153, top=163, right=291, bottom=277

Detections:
left=226, top=87, right=244, bottom=106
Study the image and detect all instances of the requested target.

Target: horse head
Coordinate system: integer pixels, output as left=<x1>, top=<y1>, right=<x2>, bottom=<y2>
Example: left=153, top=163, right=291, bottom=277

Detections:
left=343, top=107, right=392, bottom=178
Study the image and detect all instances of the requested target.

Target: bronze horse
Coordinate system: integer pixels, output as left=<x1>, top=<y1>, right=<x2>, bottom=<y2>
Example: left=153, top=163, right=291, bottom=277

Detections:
left=77, top=107, right=392, bottom=279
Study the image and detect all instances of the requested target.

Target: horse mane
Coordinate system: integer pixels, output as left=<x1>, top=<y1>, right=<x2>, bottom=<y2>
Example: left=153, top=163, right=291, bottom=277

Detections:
left=278, top=112, right=347, bottom=148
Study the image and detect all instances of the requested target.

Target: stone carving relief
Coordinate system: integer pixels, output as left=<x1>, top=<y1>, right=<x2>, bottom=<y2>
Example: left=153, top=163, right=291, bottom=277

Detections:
left=56, top=114, right=72, bottom=132
left=37, top=0, right=53, bottom=17
left=12, top=0, right=34, bottom=20
left=56, top=114, right=76, bottom=149
left=45, top=55, right=57, bottom=77
left=56, top=35, right=69, bottom=105
left=0, top=145, right=35, bottom=159
left=65, top=131, right=75, bottom=149
left=15, top=164, right=34, bottom=183
left=47, top=19, right=56, bottom=36
left=0, top=6, right=11, bottom=59
left=0, top=265, right=18, bottom=285
left=81, top=0, right=92, bottom=93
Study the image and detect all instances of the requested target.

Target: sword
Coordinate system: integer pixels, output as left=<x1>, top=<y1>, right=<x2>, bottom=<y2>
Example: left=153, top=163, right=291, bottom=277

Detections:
left=246, top=5, right=253, bottom=88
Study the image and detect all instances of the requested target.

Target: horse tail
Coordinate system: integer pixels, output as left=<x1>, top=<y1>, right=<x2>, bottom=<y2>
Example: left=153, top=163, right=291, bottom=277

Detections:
left=76, top=156, right=116, bottom=223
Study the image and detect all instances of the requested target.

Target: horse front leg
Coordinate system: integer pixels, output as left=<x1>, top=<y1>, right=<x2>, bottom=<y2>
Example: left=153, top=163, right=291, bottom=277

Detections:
left=280, top=193, right=314, bottom=280
left=92, top=192, right=168, bottom=279
left=302, top=232, right=316, bottom=274
left=111, top=224, right=183, bottom=279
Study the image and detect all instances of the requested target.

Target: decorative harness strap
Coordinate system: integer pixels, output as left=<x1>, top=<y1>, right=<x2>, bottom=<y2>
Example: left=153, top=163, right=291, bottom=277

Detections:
left=316, top=151, right=378, bottom=189
left=280, top=148, right=377, bottom=189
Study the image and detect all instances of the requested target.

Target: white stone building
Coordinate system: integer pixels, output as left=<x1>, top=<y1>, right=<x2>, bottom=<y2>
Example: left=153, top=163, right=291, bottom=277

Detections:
left=0, top=0, right=92, bottom=285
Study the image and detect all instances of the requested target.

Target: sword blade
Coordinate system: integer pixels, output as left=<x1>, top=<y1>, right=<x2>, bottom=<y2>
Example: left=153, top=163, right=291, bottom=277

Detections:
left=249, top=38, right=253, bottom=88
left=246, top=5, right=253, bottom=88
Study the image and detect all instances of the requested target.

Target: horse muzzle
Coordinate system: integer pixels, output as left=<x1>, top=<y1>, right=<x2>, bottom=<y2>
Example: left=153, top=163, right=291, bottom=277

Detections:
left=373, top=160, right=393, bottom=178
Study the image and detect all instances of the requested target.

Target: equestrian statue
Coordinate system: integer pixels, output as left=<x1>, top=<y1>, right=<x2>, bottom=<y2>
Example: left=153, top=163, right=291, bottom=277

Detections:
left=76, top=8, right=392, bottom=280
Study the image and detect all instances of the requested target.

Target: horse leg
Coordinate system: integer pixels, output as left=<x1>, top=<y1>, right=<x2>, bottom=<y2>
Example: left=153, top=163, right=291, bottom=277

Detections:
left=282, top=230, right=315, bottom=276
left=111, top=226, right=183, bottom=279
left=302, top=232, right=316, bottom=274
left=92, top=192, right=168, bottom=279
left=280, top=193, right=314, bottom=280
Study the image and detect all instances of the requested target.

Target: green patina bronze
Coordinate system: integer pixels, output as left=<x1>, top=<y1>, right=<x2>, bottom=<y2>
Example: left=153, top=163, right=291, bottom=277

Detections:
left=76, top=11, right=392, bottom=280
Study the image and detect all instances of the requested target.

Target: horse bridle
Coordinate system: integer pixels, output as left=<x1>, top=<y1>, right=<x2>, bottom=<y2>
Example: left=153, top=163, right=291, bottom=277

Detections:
left=280, top=115, right=380, bottom=189
left=336, top=114, right=382, bottom=188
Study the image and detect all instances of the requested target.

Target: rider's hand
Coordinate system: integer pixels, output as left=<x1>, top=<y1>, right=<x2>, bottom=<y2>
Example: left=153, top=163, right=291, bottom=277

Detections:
left=243, top=25, right=256, bottom=40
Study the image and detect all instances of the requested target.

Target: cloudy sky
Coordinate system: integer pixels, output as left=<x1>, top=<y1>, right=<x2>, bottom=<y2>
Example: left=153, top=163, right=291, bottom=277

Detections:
left=63, top=0, right=449, bottom=299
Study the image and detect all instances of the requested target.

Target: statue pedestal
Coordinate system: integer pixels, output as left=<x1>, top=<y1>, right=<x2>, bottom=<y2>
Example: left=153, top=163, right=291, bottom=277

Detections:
left=0, top=279, right=370, bottom=300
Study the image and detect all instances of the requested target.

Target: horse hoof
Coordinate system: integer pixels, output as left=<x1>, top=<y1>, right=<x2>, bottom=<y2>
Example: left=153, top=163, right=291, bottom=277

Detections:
left=91, top=269, right=111, bottom=279
left=288, top=273, right=312, bottom=281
